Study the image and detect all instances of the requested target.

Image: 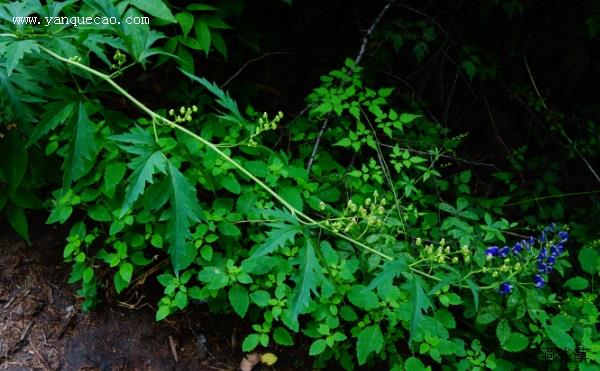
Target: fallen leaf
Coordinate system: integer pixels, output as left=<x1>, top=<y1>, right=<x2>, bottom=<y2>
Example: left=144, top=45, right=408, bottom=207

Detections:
left=261, top=352, right=278, bottom=366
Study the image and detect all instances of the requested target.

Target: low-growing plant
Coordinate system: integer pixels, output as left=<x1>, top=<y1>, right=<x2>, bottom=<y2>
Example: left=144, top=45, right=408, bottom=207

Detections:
left=1, top=1, right=599, bottom=370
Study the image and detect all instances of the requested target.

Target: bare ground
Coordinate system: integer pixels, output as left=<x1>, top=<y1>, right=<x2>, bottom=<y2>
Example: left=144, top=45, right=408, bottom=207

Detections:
left=0, top=220, right=302, bottom=370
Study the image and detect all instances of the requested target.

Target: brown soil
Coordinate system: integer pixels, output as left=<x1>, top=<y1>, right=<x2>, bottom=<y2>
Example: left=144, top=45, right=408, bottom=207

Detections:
left=0, top=221, right=305, bottom=371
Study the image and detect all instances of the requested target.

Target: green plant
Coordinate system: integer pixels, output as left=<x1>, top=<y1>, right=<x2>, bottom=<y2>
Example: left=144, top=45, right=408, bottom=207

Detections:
left=1, top=1, right=600, bottom=370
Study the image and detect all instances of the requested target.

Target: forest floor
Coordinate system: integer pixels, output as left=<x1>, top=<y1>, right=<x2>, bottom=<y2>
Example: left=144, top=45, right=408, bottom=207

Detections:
left=0, top=220, right=301, bottom=371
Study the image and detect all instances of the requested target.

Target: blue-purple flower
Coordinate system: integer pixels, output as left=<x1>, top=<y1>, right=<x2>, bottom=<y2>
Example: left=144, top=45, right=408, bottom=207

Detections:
left=538, top=247, right=547, bottom=261
left=533, top=274, right=545, bottom=288
left=550, top=244, right=564, bottom=257
left=485, top=246, right=499, bottom=257
left=539, top=231, right=547, bottom=243
left=499, top=282, right=513, bottom=295
left=512, top=242, right=523, bottom=255
left=559, top=231, right=569, bottom=242
left=538, top=262, right=552, bottom=273
left=498, top=246, right=510, bottom=258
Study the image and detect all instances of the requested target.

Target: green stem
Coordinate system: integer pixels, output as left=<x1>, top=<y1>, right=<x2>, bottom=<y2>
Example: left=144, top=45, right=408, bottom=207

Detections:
left=38, top=45, right=393, bottom=261
left=505, top=190, right=600, bottom=206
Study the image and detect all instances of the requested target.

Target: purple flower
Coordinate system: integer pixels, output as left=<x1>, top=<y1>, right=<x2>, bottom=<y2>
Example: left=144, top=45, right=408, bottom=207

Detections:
left=498, top=246, right=510, bottom=258
left=499, top=282, right=513, bottom=295
left=550, top=244, right=564, bottom=256
left=538, top=262, right=552, bottom=273
left=533, top=274, right=545, bottom=288
left=523, top=238, right=533, bottom=252
left=548, top=223, right=556, bottom=232
left=539, top=231, right=547, bottom=243
left=559, top=231, right=569, bottom=242
left=547, top=256, right=556, bottom=265
left=485, top=246, right=499, bottom=257
left=512, top=242, right=523, bottom=255
left=538, top=247, right=548, bottom=261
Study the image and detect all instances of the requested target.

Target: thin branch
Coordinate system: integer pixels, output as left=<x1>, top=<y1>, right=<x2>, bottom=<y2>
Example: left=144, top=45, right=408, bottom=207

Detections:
left=523, top=55, right=600, bottom=185
left=378, top=142, right=499, bottom=169
left=308, top=0, right=396, bottom=173
left=355, top=0, right=397, bottom=65
left=221, top=51, right=286, bottom=88
left=306, top=114, right=330, bottom=172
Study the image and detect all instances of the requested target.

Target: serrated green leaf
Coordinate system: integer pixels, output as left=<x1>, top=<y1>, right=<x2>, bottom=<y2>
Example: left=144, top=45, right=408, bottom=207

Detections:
left=228, top=285, right=249, bottom=317
left=242, top=334, right=259, bottom=352
left=356, top=325, right=383, bottom=365
left=103, top=162, right=127, bottom=198
left=435, top=309, right=456, bottom=329
left=5, top=40, right=38, bottom=76
left=88, top=204, right=111, bottom=222
left=220, top=173, right=241, bottom=194
left=218, top=221, right=240, bottom=238
left=195, top=20, right=211, bottom=54
left=130, top=252, right=152, bottom=266
left=114, top=272, right=128, bottom=294
left=405, top=357, right=426, bottom=370
left=166, top=161, right=202, bottom=273
left=111, top=126, right=167, bottom=216
left=279, top=186, right=303, bottom=212
left=250, top=290, right=270, bottom=307
left=273, top=327, right=293, bottom=345
left=63, top=102, right=98, bottom=184
left=201, top=15, right=230, bottom=29
left=174, top=291, right=188, bottom=309
left=287, top=235, right=321, bottom=330
left=187, top=4, right=218, bottom=11
left=28, top=101, right=76, bottom=146
left=563, top=277, right=589, bottom=291
left=399, top=113, right=421, bottom=123
left=409, top=276, right=433, bottom=348
left=176, top=12, right=194, bottom=37
left=130, top=0, right=176, bottom=22
left=545, top=325, right=575, bottom=350
left=83, top=267, right=94, bottom=284
left=252, top=222, right=300, bottom=257
left=578, top=247, right=599, bottom=275
left=200, top=245, right=213, bottom=261
left=119, top=262, right=133, bottom=283
left=334, top=138, right=352, bottom=147
left=179, top=69, right=245, bottom=125
left=155, top=305, right=170, bottom=321
left=123, top=151, right=165, bottom=215
left=211, top=29, right=227, bottom=59
left=367, top=258, right=407, bottom=296
left=309, top=339, right=327, bottom=355
left=502, top=333, right=528, bottom=352
left=496, top=319, right=511, bottom=345
left=347, top=285, right=379, bottom=310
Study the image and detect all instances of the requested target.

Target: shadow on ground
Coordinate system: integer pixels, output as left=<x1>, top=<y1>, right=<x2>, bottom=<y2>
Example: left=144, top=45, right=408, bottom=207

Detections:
left=0, top=221, right=271, bottom=370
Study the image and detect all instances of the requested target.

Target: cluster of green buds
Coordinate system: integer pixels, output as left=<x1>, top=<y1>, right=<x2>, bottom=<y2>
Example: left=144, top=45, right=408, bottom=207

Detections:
left=247, top=111, right=283, bottom=147
left=168, top=105, right=199, bottom=124
left=112, top=50, right=126, bottom=69
left=417, top=238, right=472, bottom=265
left=320, top=190, right=387, bottom=233
left=482, top=256, right=522, bottom=278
